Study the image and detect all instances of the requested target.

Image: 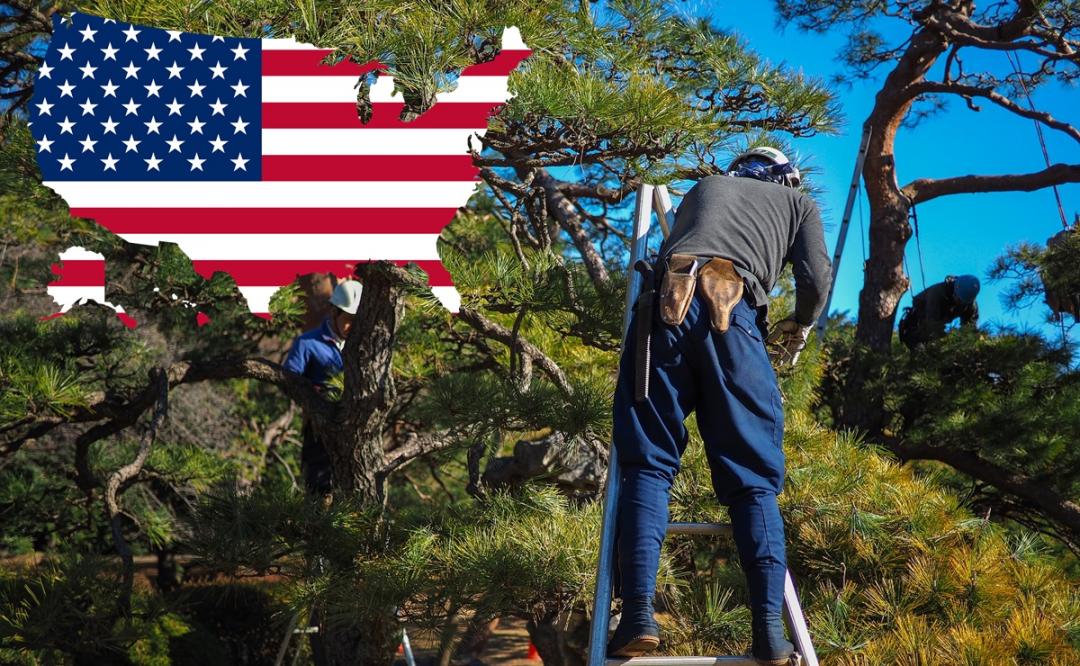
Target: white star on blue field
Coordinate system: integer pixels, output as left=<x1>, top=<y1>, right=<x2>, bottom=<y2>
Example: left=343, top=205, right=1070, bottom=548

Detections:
left=29, top=13, right=262, bottom=181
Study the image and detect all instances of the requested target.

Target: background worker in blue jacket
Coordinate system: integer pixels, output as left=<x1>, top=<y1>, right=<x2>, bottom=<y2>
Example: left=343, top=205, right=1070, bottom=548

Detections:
left=607, top=147, right=831, bottom=665
left=283, top=279, right=363, bottom=495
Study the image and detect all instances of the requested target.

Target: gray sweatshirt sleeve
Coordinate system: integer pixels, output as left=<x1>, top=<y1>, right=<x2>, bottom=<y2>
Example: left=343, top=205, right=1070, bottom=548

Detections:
left=788, top=198, right=832, bottom=326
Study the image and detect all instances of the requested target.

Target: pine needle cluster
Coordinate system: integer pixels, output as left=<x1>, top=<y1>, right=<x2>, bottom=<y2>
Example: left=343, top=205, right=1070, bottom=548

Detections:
left=657, top=357, right=1080, bottom=663
left=820, top=323, right=1080, bottom=554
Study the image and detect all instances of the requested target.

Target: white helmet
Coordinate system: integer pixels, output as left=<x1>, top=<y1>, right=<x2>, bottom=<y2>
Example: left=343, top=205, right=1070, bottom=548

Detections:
left=328, top=279, right=363, bottom=315
left=729, top=146, right=801, bottom=188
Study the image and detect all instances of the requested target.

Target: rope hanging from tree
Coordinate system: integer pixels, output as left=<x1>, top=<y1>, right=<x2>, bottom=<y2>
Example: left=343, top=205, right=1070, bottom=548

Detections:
left=1005, top=51, right=1070, bottom=231
left=907, top=200, right=928, bottom=292
left=1005, top=52, right=1077, bottom=335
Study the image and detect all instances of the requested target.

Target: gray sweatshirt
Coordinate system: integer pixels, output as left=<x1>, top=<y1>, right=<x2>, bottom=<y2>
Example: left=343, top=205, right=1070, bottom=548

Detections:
left=659, top=175, right=832, bottom=325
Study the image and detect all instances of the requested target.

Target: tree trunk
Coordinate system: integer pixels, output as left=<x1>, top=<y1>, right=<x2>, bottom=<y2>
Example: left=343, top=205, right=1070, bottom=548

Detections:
left=326, top=262, right=407, bottom=506
left=855, top=166, right=911, bottom=352
left=840, top=24, right=949, bottom=438
left=309, top=609, right=400, bottom=666
left=854, top=26, right=948, bottom=353
left=316, top=613, right=400, bottom=666
left=310, top=263, right=409, bottom=666
left=526, top=609, right=590, bottom=666
left=845, top=178, right=911, bottom=433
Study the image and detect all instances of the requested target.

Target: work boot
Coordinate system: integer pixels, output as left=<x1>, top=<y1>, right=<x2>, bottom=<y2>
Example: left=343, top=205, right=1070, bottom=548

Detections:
left=606, top=596, right=660, bottom=658
left=751, top=616, right=794, bottom=665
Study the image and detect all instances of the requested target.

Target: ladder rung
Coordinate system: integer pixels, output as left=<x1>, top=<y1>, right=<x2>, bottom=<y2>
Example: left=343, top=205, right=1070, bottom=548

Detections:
left=606, top=658, right=755, bottom=666
left=609, top=656, right=751, bottom=660
left=666, top=522, right=733, bottom=536
left=607, top=655, right=800, bottom=666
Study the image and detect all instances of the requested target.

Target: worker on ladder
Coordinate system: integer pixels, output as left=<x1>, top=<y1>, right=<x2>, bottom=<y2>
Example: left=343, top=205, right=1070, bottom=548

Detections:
left=607, top=147, right=830, bottom=664
left=283, top=279, right=363, bottom=495
left=897, top=275, right=980, bottom=351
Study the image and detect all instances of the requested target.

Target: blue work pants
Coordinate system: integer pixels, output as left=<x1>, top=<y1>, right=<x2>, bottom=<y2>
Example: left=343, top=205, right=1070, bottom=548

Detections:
left=613, top=290, right=787, bottom=624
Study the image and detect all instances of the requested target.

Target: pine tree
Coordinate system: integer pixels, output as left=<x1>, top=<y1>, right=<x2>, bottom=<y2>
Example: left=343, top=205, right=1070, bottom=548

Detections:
left=2, top=1, right=839, bottom=663
left=774, top=0, right=1080, bottom=352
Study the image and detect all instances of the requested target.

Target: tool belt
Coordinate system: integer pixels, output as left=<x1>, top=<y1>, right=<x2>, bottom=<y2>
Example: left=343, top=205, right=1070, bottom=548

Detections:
left=632, top=253, right=745, bottom=402
left=660, top=254, right=744, bottom=332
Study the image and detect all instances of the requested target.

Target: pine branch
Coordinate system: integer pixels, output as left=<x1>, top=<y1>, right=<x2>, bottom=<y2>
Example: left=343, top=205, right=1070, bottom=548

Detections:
left=556, top=181, right=635, bottom=204
left=902, top=162, right=1080, bottom=204
left=891, top=438, right=1080, bottom=542
left=906, top=80, right=1080, bottom=142
left=0, top=0, right=54, bottom=116
left=457, top=306, right=574, bottom=397
left=3, top=357, right=330, bottom=459
left=518, top=167, right=611, bottom=288
left=925, top=2, right=1078, bottom=61
left=381, top=431, right=456, bottom=476
left=104, top=367, right=168, bottom=617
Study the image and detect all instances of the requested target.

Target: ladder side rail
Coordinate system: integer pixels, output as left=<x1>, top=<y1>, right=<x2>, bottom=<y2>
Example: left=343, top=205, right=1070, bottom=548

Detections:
left=782, top=572, right=818, bottom=666
left=401, top=628, right=418, bottom=666
left=652, top=185, right=675, bottom=239
left=816, top=124, right=873, bottom=339
left=587, top=184, right=656, bottom=666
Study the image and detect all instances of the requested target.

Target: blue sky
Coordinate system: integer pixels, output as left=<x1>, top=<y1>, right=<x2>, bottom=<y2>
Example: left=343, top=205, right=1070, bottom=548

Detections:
left=693, top=2, right=1079, bottom=337
left=12, top=5, right=1075, bottom=338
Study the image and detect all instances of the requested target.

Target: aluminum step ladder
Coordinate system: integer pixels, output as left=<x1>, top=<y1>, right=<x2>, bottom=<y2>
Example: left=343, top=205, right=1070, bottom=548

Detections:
left=586, top=184, right=819, bottom=666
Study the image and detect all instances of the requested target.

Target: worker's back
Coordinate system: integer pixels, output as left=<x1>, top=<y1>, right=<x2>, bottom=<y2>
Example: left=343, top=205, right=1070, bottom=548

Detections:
left=899, top=278, right=979, bottom=349
left=660, top=174, right=829, bottom=323
left=283, top=318, right=344, bottom=388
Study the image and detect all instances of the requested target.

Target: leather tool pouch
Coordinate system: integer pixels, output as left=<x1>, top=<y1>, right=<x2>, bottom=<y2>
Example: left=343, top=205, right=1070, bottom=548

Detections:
left=697, top=257, right=745, bottom=334
left=659, top=253, right=699, bottom=326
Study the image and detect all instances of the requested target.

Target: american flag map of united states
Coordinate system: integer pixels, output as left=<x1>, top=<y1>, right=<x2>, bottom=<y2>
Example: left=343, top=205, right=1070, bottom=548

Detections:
left=29, top=13, right=531, bottom=324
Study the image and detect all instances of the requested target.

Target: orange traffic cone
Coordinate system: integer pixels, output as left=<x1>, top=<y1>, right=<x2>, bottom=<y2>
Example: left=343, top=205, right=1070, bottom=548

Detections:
left=397, top=643, right=404, bottom=654
left=527, top=641, right=541, bottom=661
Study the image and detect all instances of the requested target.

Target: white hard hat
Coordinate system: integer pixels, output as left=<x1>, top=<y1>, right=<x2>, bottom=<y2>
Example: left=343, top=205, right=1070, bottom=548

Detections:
left=329, top=279, right=363, bottom=315
left=729, top=146, right=801, bottom=188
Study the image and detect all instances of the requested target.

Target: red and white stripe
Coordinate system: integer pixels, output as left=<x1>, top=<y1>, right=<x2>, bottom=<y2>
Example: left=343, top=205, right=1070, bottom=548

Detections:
left=45, top=247, right=137, bottom=328
left=46, top=28, right=531, bottom=319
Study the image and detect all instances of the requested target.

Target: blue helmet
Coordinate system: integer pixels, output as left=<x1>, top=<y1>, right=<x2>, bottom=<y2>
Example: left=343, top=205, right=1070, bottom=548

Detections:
left=950, top=274, right=980, bottom=305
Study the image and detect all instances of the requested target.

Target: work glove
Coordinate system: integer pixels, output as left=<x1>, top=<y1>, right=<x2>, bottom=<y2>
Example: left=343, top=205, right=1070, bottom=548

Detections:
left=765, top=318, right=812, bottom=368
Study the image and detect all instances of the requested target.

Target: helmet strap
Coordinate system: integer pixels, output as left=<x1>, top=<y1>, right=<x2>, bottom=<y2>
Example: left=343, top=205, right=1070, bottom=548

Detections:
left=729, top=161, right=797, bottom=186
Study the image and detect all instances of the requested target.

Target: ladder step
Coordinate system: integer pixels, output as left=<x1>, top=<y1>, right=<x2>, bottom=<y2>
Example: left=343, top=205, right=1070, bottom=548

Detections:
left=665, top=522, right=733, bottom=536
left=606, top=655, right=800, bottom=666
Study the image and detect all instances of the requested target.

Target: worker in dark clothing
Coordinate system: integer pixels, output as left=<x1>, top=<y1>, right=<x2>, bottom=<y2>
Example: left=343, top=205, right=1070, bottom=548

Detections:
left=897, top=275, right=980, bottom=350
left=283, top=279, right=363, bottom=494
left=607, top=147, right=831, bottom=665
left=1042, top=225, right=1080, bottom=321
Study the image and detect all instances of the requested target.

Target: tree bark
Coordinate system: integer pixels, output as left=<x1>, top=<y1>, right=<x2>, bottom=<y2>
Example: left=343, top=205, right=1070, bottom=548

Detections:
left=325, top=262, right=405, bottom=507
left=527, top=609, right=589, bottom=666
left=104, top=369, right=169, bottom=616
left=309, top=262, right=409, bottom=666
left=518, top=166, right=611, bottom=289
left=855, top=25, right=948, bottom=352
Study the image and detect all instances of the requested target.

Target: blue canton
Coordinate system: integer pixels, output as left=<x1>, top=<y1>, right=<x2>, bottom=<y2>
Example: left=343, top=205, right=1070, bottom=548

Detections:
left=28, top=13, right=261, bottom=181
